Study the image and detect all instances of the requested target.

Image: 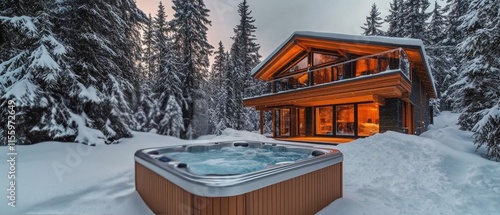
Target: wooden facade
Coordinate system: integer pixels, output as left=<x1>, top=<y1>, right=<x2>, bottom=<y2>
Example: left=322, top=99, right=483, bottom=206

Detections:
left=244, top=32, right=437, bottom=138
left=135, top=162, right=343, bottom=215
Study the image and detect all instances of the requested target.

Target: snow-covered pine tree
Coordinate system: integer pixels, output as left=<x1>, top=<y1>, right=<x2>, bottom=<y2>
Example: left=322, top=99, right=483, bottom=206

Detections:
left=0, top=0, right=76, bottom=144
left=441, top=0, right=471, bottom=111
left=442, top=0, right=470, bottom=46
left=159, top=95, right=184, bottom=137
left=226, top=0, right=261, bottom=131
left=57, top=0, right=147, bottom=144
left=361, top=3, right=384, bottom=36
left=207, top=41, right=228, bottom=134
left=149, top=2, right=184, bottom=137
left=451, top=0, right=500, bottom=131
left=401, top=0, right=431, bottom=42
left=171, top=0, right=213, bottom=139
left=135, top=14, right=159, bottom=132
left=142, top=13, right=157, bottom=83
left=428, top=1, right=447, bottom=45
left=385, top=0, right=405, bottom=37
left=426, top=0, right=452, bottom=115
left=473, top=100, right=500, bottom=161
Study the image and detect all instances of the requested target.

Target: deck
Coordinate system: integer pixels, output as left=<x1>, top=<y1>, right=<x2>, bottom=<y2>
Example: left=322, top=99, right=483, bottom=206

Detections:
left=274, top=137, right=355, bottom=146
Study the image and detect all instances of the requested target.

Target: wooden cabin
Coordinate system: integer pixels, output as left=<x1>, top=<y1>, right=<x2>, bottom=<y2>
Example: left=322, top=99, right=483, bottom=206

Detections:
left=243, top=31, right=436, bottom=139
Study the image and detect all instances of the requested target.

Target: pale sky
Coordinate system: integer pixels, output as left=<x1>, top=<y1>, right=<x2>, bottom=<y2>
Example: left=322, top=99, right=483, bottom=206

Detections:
left=135, top=0, right=392, bottom=62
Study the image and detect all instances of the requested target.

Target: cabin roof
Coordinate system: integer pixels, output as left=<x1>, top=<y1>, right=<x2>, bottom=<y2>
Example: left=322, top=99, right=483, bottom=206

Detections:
left=252, top=31, right=437, bottom=98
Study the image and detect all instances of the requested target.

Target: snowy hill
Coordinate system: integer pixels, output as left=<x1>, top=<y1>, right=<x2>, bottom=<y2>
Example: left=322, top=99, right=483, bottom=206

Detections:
left=1, top=112, right=499, bottom=214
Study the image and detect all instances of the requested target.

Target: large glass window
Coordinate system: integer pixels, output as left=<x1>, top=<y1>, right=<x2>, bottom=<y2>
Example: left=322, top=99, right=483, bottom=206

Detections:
left=357, top=103, right=379, bottom=136
left=315, top=106, right=333, bottom=135
left=298, top=108, right=306, bottom=136
left=287, top=57, right=308, bottom=73
left=276, top=109, right=290, bottom=136
left=336, top=105, right=355, bottom=136
left=313, top=53, right=341, bottom=66
left=333, top=65, right=344, bottom=81
left=313, top=67, right=333, bottom=85
left=275, top=72, right=308, bottom=92
left=355, top=57, right=379, bottom=77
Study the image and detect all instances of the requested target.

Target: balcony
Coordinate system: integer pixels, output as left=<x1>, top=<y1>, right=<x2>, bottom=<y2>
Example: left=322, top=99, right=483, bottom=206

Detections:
left=244, top=48, right=412, bottom=108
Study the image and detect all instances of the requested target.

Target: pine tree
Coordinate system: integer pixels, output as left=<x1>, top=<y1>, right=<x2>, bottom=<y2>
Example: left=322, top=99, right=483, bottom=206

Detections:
left=149, top=2, right=184, bottom=137
left=226, top=0, right=261, bottom=131
left=361, top=3, right=384, bottom=36
left=57, top=0, right=146, bottom=144
left=159, top=95, right=184, bottom=137
left=452, top=0, right=500, bottom=132
left=208, top=42, right=229, bottom=134
left=142, top=14, right=157, bottom=83
left=171, top=0, right=213, bottom=139
left=441, top=0, right=471, bottom=111
left=428, top=1, right=447, bottom=45
left=426, top=0, right=452, bottom=114
left=472, top=100, right=500, bottom=161
left=401, top=0, right=431, bottom=42
left=135, top=14, right=158, bottom=132
left=442, top=0, right=470, bottom=46
left=385, top=0, right=405, bottom=37
left=0, top=0, right=75, bottom=144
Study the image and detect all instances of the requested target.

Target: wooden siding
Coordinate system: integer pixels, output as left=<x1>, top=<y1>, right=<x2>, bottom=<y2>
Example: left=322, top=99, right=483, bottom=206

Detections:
left=244, top=71, right=411, bottom=109
left=136, top=162, right=343, bottom=215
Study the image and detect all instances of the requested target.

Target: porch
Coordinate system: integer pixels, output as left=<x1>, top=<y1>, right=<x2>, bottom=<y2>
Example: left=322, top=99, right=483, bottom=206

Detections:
left=274, top=136, right=355, bottom=146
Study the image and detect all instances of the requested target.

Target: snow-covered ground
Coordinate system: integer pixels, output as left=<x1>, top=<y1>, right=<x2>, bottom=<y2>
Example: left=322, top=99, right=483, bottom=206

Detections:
left=1, top=112, right=499, bottom=214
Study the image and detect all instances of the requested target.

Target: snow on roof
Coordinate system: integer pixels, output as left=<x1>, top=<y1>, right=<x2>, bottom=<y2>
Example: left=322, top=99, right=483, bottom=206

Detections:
left=251, top=31, right=437, bottom=97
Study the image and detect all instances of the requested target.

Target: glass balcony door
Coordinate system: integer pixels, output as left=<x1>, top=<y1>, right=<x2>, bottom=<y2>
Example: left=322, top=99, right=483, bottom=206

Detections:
left=335, top=105, right=355, bottom=136
left=276, top=109, right=291, bottom=137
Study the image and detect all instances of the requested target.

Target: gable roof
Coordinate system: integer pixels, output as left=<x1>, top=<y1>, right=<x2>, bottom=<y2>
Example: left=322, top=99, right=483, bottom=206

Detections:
left=252, top=31, right=437, bottom=98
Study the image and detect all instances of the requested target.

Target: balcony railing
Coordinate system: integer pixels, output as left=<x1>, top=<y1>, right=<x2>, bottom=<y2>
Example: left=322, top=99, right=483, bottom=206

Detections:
left=245, top=48, right=410, bottom=98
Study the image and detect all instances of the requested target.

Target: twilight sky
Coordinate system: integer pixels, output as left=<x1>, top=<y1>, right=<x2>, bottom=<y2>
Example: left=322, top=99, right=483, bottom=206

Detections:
left=136, top=0, right=392, bottom=62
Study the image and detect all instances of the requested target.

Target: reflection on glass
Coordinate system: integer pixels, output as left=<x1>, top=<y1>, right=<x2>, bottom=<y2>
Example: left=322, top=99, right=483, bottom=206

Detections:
left=313, top=67, right=333, bottom=85
left=334, top=66, right=344, bottom=80
left=355, top=57, right=379, bottom=77
left=288, top=57, right=308, bottom=73
left=315, top=106, right=333, bottom=135
left=276, top=73, right=308, bottom=92
left=276, top=109, right=290, bottom=136
left=298, top=108, right=306, bottom=136
left=357, top=103, right=380, bottom=136
left=336, top=105, right=355, bottom=136
left=313, top=53, right=341, bottom=66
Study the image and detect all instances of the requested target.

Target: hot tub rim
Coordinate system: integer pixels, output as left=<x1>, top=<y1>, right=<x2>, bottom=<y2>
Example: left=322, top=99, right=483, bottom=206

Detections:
left=134, top=140, right=343, bottom=197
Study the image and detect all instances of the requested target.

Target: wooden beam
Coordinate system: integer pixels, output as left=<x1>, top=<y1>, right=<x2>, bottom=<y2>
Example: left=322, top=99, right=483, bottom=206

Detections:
left=373, top=95, right=385, bottom=106
left=336, top=49, right=349, bottom=59
left=401, top=92, right=411, bottom=103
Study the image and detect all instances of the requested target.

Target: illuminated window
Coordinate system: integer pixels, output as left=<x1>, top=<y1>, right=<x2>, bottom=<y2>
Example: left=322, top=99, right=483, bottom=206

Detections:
left=297, top=108, right=306, bottom=136
left=333, top=66, right=344, bottom=81
left=275, top=72, right=308, bottom=92
left=355, top=57, right=379, bottom=77
left=276, top=109, right=290, bottom=136
left=313, top=53, right=341, bottom=66
left=336, top=105, right=355, bottom=136
left=315, top=106, right=333, bottom=135
left=313, top=67, right=333, bottom=85
left=357, top=103, right=379, bottom=136
left=287, top=57, right=308, bottom=73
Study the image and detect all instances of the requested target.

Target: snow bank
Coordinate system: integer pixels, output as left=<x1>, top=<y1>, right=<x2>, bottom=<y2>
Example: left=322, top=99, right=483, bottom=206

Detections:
left=319, top=112, right=500, bottom=215
left=1, top=115, right=499, bottom=214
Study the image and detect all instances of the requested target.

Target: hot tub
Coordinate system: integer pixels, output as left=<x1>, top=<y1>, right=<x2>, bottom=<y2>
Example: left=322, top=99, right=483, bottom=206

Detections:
left=135, top=140, right=343, bottom=215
